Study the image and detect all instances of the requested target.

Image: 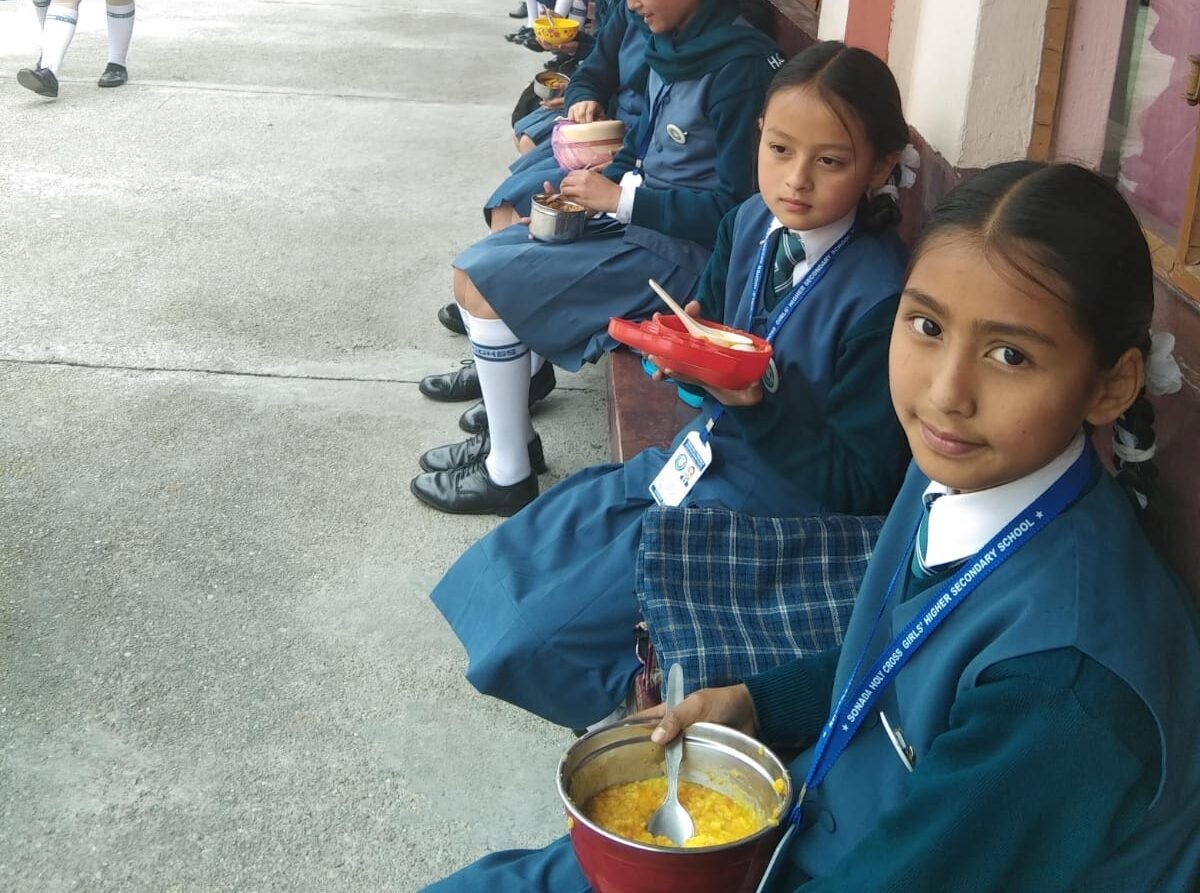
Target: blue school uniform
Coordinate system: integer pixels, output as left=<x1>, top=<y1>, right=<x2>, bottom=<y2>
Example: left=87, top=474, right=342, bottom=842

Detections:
left=459, top=3, right=781, bottom=371
left=425, top=453, right=1200, bottom=892
left=488, top=4, right=649, bottom=220
left=432, top=195, right=910, bottom=731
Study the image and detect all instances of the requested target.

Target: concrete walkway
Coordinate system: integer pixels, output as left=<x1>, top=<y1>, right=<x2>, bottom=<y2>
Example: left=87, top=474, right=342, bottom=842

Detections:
left=0, top=2, right=606, bottom=889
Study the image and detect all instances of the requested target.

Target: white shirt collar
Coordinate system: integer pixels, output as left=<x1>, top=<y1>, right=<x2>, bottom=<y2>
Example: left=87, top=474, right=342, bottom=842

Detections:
left=921, top=432, right=1086, bottom=568
left=766, top=209, right=856, bottom=283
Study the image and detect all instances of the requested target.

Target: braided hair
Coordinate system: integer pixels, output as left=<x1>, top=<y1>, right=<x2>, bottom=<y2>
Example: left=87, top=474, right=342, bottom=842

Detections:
left=912, top=161, right=1159, bottom=512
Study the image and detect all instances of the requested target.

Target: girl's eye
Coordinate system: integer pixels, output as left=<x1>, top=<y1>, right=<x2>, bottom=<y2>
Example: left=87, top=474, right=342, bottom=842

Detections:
left=817, top=156, right=845, bottom=167
left=769, top=143, right=789, bottom=156
left=988, top=346, right=1028, bottom=367
left=908, top=315, right=941, bottom=338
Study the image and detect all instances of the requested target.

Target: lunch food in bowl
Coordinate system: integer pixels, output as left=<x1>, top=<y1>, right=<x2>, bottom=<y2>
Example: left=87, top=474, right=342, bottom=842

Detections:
left=552, top=119, right=626, bottom=171
left=533, top=71, right=571, bottom=100
left=608, top=315, right=773, bottom=391
left=585, top=777, right=765, bottom=848
left=559, top=719, right=793, bottom=893
left=529, top=192, right=588, bottom=243
left=533, top=16, right=581, bottom=47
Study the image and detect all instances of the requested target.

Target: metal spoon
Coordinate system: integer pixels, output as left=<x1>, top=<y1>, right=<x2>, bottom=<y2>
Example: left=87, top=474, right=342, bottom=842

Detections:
left=646, top=663, right=696, bottom=846
left=647, top=279, right=756, bottom=350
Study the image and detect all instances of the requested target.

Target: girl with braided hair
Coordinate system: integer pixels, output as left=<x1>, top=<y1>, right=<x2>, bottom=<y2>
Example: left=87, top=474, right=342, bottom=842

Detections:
left=637, top=161, right=1200, bottom=892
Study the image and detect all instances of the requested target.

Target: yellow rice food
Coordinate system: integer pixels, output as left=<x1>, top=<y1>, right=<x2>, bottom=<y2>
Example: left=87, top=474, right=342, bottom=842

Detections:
left=583, top=778, right=764, bottom=848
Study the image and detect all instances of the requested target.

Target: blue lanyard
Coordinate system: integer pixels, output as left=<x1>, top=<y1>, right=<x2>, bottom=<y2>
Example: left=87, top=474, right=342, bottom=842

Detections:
left=635, top=83, right=674, bottom=171
left=803, top=444, right=1095, bottom=806
left=704, top=225, right=855, bottom=438
left=753, top=445, right=1095, bottom=893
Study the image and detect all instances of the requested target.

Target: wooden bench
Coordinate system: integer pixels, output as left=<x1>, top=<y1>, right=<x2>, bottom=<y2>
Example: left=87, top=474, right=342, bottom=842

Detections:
left=606, top=350, right=698, bottom=461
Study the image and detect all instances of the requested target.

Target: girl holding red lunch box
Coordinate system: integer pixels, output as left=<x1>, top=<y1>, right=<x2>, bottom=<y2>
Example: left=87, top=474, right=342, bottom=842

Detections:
left=427, top=42, right=915, bottom=736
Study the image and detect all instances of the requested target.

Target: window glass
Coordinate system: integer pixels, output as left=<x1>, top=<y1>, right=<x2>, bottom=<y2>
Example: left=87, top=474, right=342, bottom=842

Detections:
left=1102, top=0, right=1200, bottom=236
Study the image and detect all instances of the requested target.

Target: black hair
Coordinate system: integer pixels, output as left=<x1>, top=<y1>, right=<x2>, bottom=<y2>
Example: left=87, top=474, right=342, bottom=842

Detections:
left=913, top=161, right=1159, bottom=511
left=763, top=41, right=909, bottom=231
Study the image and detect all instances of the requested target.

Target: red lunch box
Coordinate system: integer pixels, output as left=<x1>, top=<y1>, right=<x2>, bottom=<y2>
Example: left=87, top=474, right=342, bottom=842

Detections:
left=608, top=315, right=773, bottom=391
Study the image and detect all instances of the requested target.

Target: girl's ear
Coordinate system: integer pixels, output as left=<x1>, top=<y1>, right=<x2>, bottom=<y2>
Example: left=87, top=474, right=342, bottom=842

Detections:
left=868, top=149, right=903, bottom=190
left=757, top=116, right=764, bottom=132
left=1085, top=346, right=1145, bottom=428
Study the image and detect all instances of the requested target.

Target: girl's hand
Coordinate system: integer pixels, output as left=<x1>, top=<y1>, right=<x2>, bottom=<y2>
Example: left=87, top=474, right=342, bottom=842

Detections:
left=632, top=683, right=760, bottom=745
left=558, top=168, right=621, bottom=213
left=540, top=96, right=566, bottom=110
left=568, top=100, right=606, bottom=123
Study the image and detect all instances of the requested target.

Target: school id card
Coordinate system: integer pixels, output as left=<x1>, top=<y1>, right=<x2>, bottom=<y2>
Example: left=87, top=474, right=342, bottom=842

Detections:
left=649, top=431, right=712, bottom=507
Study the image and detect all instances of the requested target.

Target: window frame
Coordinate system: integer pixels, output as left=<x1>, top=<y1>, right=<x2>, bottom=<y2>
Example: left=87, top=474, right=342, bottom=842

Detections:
left=1034, top=0, right=1200, bottom=305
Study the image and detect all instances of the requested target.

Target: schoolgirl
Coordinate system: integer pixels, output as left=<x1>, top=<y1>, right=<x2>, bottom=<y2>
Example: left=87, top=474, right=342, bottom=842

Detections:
left=411, top=0, right=783, bottom=517
left=19, top=0, right=135, bottom=98
left=425, top=43, right=914, bottom=732
left=424, top=161, right=1200, bottom=893
left=488, top=0, right=649, bottom=234
left=507, top=0, right=616, bottom=159
left=431, top=0, right=646, bottom=338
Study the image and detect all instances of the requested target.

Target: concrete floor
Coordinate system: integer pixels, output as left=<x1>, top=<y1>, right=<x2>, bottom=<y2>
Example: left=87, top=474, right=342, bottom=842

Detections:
left=0, top=1, right=606, bottom=889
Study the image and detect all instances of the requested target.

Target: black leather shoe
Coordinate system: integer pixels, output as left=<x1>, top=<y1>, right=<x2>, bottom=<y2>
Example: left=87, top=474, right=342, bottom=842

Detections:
left=506, top=25, right=534, bottom=43
left=459, top=363, right=557, bottom=433
left=17, top=66, right=58, bottom=98
left=420, top=431, right=547, bottom=474
left=509, top=2, right=528, bottom=17
left=419, top=360, right=480, bottom=403
left=98, top=62, right=127, bottom=88
left=410, top=461, right=538, bottom=516
left=520, top=33, right=549, bottom=52
left=438, top=302, right=466, bottom=336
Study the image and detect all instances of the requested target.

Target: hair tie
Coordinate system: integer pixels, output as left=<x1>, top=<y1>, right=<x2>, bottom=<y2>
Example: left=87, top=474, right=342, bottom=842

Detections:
left=869, top=144, right=920, bottom=203
left=1146, top=330, right=1182, bottom=397
left=1112, top=427, right=1156, bottom=465
left=897, top=143, right=920, bottom=190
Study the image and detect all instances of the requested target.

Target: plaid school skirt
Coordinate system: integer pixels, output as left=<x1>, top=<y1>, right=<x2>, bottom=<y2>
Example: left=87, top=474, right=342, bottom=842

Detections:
left=635, top=506, right=884, bottom=695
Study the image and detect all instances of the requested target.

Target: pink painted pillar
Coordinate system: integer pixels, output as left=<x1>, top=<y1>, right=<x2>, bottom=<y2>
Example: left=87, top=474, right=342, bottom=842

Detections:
left=845, top=0, right=894, bottom=61
left=1053, top=2, right=1127, bottom=167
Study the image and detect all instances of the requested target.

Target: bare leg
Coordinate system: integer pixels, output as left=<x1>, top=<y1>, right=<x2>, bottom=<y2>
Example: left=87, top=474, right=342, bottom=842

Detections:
left=489, top=203, right=521, bottom=233
left=455, top=270, right=500, bottom=320
left=517, top=134, right=537, bottom=155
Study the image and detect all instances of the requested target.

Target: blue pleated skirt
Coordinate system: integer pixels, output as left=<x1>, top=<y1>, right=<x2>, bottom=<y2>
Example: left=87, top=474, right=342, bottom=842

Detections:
left=484, top=147, right=565, bottom=220
left=422, top=836, right=589, bottom=892
left=513, top=106, right=561, bottom=145
left=430, top=450, right=667, bottom=729
left=452, top=223, right=710, bottom=370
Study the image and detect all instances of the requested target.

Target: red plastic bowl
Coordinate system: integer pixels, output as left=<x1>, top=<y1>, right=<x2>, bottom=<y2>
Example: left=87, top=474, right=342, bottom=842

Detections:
left=608, top=316, right=772, bottom=391
left=558, top=719, right=794, bottom=893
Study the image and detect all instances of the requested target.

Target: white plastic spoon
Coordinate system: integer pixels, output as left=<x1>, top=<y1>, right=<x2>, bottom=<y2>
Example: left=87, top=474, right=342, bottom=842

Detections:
left=647, top=279, right=756, bottom=350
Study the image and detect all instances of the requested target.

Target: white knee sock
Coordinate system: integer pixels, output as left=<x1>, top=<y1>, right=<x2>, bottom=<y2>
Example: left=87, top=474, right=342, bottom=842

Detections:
left=465, top=311, right=533, bottom=486
left=40, top=4, right=78, bottom=75
left=529, top=352, right=544, bottom=376
left=526, top=0, right=537, bottom=27
left=32, top=0, right=50, bottom=29
left=105, top=2, right=135, bottom=66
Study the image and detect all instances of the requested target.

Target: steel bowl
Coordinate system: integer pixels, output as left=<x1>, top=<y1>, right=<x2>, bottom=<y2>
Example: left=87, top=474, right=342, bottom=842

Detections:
left=558, top=719, right=794, bottom=893
left=533, top=71, right=571, bottom=100
left=529, top=193, right=588, bottom=243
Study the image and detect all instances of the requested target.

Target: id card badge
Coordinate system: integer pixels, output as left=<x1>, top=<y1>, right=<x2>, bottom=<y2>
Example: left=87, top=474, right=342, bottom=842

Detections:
left=648, top=431, right=712, bottom=506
